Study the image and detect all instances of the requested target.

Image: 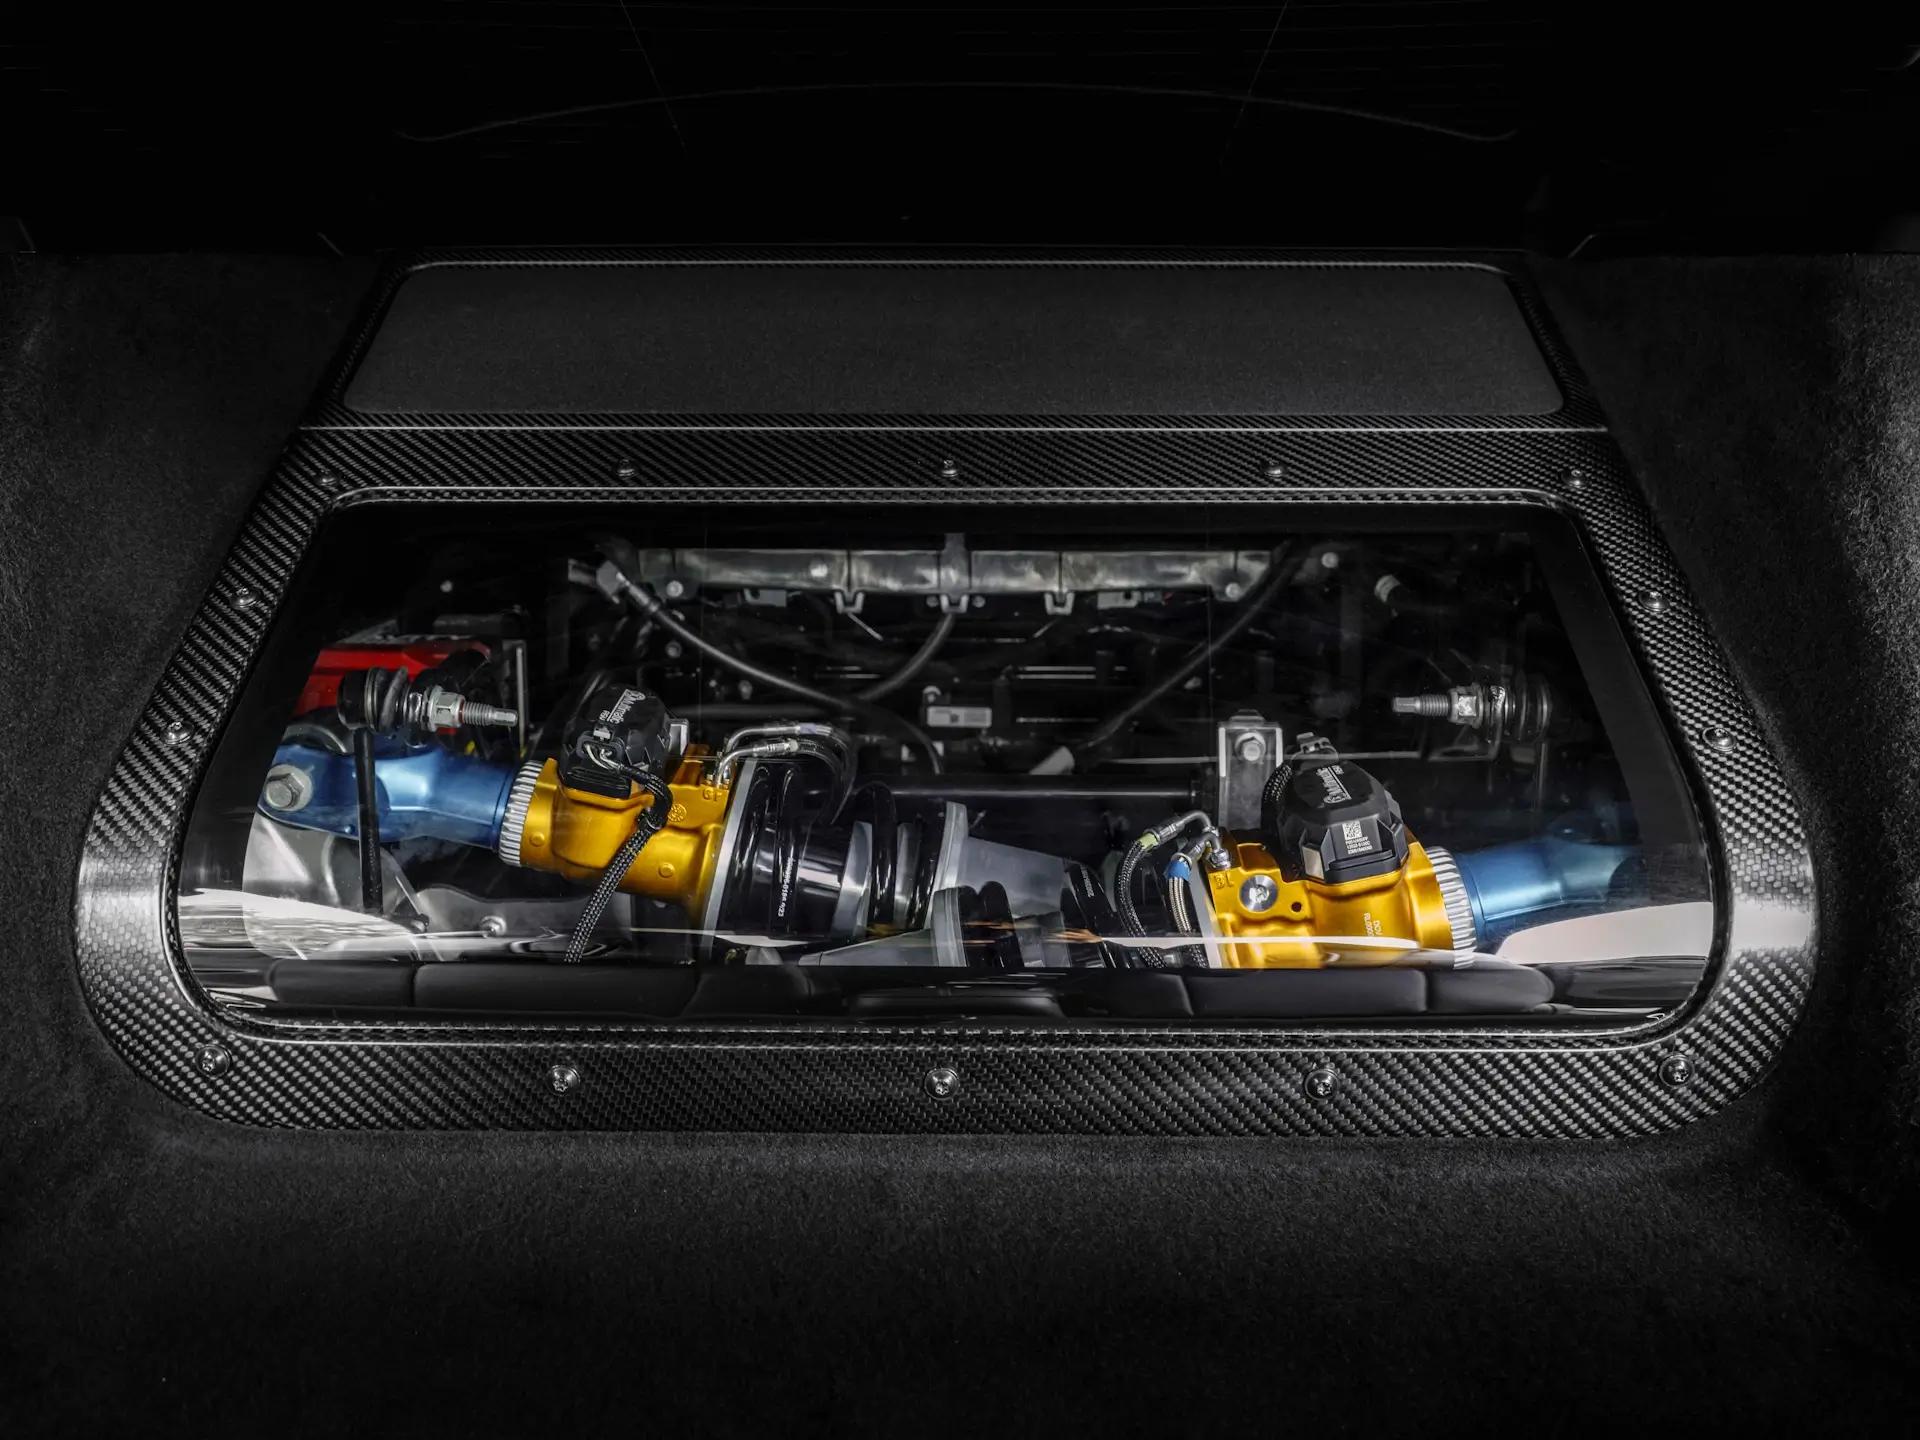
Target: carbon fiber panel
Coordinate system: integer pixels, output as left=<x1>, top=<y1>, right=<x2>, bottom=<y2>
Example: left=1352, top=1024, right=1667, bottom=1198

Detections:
left=73, top=251, right=1812, bottom=1133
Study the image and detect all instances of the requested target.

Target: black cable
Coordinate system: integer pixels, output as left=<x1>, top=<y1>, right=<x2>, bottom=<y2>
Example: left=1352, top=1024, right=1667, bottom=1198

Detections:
left=613, top=578, right=944, bottom=772
left=561, top=772, right=672, bottom=965
left=1073, top=549, right=1290, bottom=763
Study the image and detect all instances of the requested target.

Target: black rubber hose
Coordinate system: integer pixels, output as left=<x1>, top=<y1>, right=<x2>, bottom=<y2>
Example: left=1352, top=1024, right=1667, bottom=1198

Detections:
left=854, top=609, right=956, bottom=702
left=1072, top=550, right=1289, bottom=762
left=615, top=580, right=943, bottom=772
left=561, top=772, right=673, bottom=964
left=883, top=774, right=1197, bottom=804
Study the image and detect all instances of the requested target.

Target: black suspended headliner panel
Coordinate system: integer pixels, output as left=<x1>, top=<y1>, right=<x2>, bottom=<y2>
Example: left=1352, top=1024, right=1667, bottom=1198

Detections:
left=344, top=262, right=1563, bottom=416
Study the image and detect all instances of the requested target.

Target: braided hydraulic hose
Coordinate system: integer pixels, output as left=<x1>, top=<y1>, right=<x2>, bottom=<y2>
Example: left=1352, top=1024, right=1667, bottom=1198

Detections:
left=560, top=771, right=674, bottom=964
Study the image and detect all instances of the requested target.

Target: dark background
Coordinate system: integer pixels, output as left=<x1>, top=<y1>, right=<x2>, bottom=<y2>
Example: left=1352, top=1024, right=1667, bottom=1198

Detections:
left=6, top=5, right=1920, bottom=1435
left=4, top=5, right=1918, bottom=255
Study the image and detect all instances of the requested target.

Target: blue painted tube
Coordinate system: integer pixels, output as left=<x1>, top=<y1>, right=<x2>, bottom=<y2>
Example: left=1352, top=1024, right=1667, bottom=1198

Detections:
left=261, top=742, right=516, bottom=850
left=1454, top=838, right=1636, bottom=938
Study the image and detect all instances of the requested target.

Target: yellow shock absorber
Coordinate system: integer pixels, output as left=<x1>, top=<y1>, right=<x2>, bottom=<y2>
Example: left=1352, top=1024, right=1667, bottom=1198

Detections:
left=1203, top=837, right=1458, bottom=968
left=510, top=753, right=733, bottom=913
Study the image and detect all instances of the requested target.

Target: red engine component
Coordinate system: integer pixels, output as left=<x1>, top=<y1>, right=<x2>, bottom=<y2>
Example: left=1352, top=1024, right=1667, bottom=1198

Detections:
left=295, top=642, right=485, bottom=718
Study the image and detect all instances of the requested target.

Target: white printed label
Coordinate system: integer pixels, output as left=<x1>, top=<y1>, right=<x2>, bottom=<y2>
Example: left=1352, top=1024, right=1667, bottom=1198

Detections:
left=927, top=704, right=994, bottom=730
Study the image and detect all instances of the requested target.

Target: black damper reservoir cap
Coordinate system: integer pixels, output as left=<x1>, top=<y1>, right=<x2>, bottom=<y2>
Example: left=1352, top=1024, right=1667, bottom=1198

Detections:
left=1260, top=745, right=1410, bottom=885
left=561, top=682, right=673, bottom=798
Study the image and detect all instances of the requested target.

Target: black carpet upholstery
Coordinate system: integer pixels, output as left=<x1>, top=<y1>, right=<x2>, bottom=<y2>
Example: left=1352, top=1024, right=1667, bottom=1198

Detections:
left=1535, top=255, right=1920, bottom=1212
left=4, top=255, right=1920, bottom=1434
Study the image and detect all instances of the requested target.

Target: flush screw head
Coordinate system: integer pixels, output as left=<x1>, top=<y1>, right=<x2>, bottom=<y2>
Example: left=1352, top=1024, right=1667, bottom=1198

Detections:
left=1305, top=1066, right=1338, bottom=1100
left=549, top=1063, right=581, bottom=1095
left=1564, top=467, right=1588, bottom=490
left=1701, top=726, right=1736, bottom=753
left=1239, top=874, right=1280, bottom=913
left=195, top=1043, right=232, bottom=1077
left=162, top=718, right=193, bottom=747
left=479, top=915, right=508, bottom=938
left=1263, top=462, right=1286, bottom=481
left=612, top=458, right=639, bottom=481
left=233, top=585, right=257, bottom=610
left=1639, top=588, right=1667, bottom=615
left=317, top=473, right=340, bottom=492
left=937, top=458, right=960, bottom=480
left=923, top=1066, right=960, bottom=1099
left=1658, top=1053, right=1696, bottom=1088
left=664, top=579, right=686, bottom=599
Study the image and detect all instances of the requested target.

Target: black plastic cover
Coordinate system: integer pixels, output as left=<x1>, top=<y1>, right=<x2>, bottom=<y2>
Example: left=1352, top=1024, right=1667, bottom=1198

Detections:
left=1263, top=747, right=1411, bottom=885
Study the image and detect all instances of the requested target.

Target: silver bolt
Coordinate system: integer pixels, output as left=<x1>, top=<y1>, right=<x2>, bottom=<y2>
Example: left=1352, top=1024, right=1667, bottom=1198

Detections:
left=261, top=764, right=313, bottom=813
left=1565, top=467, right=1588, bottom=491
left=1235, top=733, right=1267, bottom=764
left=664, top=640, right=684, bottom=660
left=1304, top=1066, right=1338, bottom=1100
left=549, top=1063, right=581, bottom=1095
left=938, top=459, right=960, bottom=480
left=1239, top=874, right=1280, bottom=912
left=1658, top=1053, right=1696, bottom=1088
left=664, top=579, right=686, bottom=599
left=195, top=1042, right=232, bottom=1077
left=1263, top=462, right=1286, bottom=481
left=439, top=579, right=455, bottom=594
left=1701, top=726, right=1735, bottom=753
left=162, top=719, right=193, bottom=747
left=479, top=915, right=508, bottom=938
left=1639, top=588, right=1668, bottom=615
left=1223, top=581, right=1244, bottom=600
left=971, top=595, right=985, bottom=610
left=923, top=1066, right=960, bottom=1099
left=233, top=585, right=257, bottom=610
left=807, top=560, right=830, bottom=581
left=1320, top=550, right=1340, bottom=571
left=613, top=459, right=639, bottom=482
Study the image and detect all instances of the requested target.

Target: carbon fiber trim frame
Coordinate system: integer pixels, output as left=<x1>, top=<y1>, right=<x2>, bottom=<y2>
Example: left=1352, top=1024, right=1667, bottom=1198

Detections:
left=74, top=250, right=1813, bottom=1134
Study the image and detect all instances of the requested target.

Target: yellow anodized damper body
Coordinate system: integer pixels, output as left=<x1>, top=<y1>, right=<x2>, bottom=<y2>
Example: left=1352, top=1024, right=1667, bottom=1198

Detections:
left=1202, top=742, right=1477, bottom=968
left=495, top=682, right=737, bottom=917
left=499, top=752, right=732, bottom=914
